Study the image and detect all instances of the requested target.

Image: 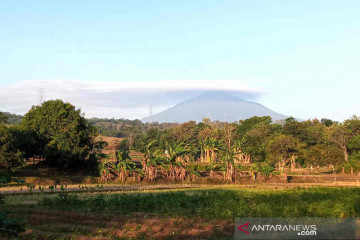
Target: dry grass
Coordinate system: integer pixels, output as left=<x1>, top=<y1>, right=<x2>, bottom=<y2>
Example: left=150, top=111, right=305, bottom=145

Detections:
left=8, top=208, right=232, bottom=240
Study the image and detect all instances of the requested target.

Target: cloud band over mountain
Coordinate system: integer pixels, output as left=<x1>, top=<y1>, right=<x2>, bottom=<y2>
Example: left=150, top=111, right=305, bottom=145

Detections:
left=0, top=80, right=263, bottom=119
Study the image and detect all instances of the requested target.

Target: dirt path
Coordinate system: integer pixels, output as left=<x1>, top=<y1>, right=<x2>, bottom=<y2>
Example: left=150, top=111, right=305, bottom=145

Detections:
left=2, top=182, right=360, bottom=195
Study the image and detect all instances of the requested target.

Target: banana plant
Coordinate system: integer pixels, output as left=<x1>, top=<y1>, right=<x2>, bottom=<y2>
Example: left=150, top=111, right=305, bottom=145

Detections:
left=99, top=158, right=112, bottom=182
left=258, top=162, right=275, bottom=181
left=111, top=150, right=136, bottom=183
left=204, top=137, right=222, bottom=162
left=141, top=140, right=165, bottom=182
left=220, top=149, right=236, bottom=182
left=186, top=168, right=200, bottom=182
left=164, top=142, right=191, bottom=181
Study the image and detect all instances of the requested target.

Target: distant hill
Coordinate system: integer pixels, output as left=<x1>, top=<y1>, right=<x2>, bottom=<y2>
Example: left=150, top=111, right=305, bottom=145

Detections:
left=142, top=91, right=287, bottom=123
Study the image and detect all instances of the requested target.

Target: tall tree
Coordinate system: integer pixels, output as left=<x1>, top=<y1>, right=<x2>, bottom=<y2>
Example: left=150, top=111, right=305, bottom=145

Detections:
left=329, top=124, right=351, bottom=162
left=21, top=100, right=98, bottom=168
left=267, top=134, right=302, bottom=171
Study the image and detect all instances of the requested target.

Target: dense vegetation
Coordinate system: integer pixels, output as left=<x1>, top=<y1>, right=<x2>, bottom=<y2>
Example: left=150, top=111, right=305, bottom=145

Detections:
left=0, top=101, right=102, bottom=173
left=2, top=104, right=360, bottom=183
left=0, top=174, right=25, bottom=237
left=0, top=112, right=23, bottom=125
left=88, top=117, right=177, bottom=138
left=105, top=116, right=360, bottom=182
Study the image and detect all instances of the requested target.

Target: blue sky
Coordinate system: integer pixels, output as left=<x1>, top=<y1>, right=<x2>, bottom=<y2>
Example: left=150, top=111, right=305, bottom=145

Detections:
left=1, top=0, right=360, bottom=120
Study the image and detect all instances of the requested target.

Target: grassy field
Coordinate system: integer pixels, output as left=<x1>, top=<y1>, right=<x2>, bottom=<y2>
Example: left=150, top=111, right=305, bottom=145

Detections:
left=2, top=186, right=360, bottom=239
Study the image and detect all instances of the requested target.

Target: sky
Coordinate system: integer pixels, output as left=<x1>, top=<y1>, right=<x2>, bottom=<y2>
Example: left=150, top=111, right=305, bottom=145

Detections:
left=0, top=0, right=359, bottom=121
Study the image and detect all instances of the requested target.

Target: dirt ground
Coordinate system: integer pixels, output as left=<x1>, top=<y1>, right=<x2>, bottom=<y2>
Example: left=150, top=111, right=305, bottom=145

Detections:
left=6, top=208, right=233, bottom=240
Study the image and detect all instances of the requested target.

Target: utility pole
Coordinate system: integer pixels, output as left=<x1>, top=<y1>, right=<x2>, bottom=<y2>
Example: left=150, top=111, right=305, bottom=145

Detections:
left=149, top=103, right=153, bottom=117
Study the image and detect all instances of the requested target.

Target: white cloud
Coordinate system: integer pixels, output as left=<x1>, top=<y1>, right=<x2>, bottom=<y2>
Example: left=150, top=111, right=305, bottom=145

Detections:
left=0, top=79, right=263, bottom=119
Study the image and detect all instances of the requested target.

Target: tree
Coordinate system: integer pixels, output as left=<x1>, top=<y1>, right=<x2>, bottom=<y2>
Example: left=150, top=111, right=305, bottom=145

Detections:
left=329, top=124, right=351, bottom=162
left=171, top=121, right=197, bottom=144
left=123, top=125, right=138, bottom=149
left=321, top=118, right=335, bottom=127
left=0, top=125, right=24, bottom=172
left=283, top=117, right=302, bottom=137
left=329, top=116, right=360, bottom=163
left=21, top=100, right=97, bottom=169
left=241, top=122, right=272, bottom=162
left=0, top=112, right=7, bottom=124
left=237, top=116, right=272, bottom=137
left=267, top=134, right=302, bottom=172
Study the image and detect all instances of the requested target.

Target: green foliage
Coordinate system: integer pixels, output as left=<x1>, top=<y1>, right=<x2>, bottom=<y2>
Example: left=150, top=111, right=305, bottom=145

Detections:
left=0, top=112, right=23, bottom=125
left=348, top=135, right=360, bottom=152
left=267, top=134, right=301, bottom=163
left=0, top=174, right=26, bottom=237
left=21, top=100, right=98, bottom=169
left=111, top=150, right=137, bottom=182
left=0, top=112, right=7, bottom=124
left=129, top=116, right=356, bottom=168
left=0, top=211, right=25, bottom=237
left=258, top=163, right=275, bottom=180
left=88, top=117, right=177, bottom=138
left=0, top=125, right=24, bottom=172
left=38, top=187, right=360, bottom=220
left=321, top=118, right=335, bottom=127
left=237, top=116, right=272, bottom=136
left=8, top=125, right=38, bottom=160
left=116, top=139, right=130, bottom=151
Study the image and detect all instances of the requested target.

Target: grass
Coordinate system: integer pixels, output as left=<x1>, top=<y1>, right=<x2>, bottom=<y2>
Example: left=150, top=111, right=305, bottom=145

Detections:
left=3, top=186, right=360, bottom=239
left=36, top=187, right=360, bottom=219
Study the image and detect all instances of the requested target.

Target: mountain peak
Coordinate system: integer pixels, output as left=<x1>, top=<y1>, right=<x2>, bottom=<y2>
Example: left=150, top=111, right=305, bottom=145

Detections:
left=142, top=91, right=287, bottom=123
left=182, top=91, right=246, bottom=104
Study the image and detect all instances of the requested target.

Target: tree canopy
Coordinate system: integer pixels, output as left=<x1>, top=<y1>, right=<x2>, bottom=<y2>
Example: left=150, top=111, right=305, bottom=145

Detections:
left=21, top=100, right=98, bottom=168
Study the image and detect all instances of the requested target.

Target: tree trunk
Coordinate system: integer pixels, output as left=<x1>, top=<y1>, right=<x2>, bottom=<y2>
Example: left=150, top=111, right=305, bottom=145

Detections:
left=344, top=148, right=349, bottom=162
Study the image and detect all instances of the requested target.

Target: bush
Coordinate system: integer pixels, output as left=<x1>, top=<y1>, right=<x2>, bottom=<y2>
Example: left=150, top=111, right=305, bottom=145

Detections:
left=0, top=175, right=26, bottom=237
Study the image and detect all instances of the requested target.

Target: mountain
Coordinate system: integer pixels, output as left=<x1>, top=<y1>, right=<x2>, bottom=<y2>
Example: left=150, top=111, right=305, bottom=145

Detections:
left=141, top=91, right=287, bottom=123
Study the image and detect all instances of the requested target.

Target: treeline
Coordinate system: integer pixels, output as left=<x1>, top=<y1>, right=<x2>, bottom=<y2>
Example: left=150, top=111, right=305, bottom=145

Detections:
left=2, top=113, right=178, bottom=138
left=88, top=117, right=177, bottom=138
left=98, top=116, right=360, bottom=184
left=2, top=104, right=360, bottom=175
left=121, top=116, right=360, bottom=171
